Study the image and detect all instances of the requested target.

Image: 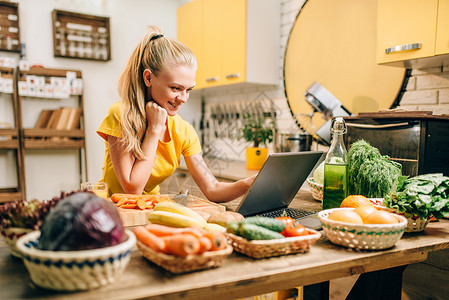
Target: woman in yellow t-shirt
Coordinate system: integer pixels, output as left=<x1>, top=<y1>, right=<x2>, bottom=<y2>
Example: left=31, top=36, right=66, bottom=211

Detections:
left=97, top=26, right=255, bottom=203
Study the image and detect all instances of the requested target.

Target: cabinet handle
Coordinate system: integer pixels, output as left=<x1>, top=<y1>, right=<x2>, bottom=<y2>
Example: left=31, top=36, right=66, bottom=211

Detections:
left=346, top=122, right=416, bottom=129
left=206, top=77, right=219, bottom=82
left=385, top=43, right=422, bottom=54
left=226, top=73, right=240, bottom=79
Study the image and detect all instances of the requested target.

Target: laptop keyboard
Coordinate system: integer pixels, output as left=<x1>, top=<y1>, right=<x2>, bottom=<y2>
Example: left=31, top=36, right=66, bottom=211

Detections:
left=259, top=208, right=317, bottom=219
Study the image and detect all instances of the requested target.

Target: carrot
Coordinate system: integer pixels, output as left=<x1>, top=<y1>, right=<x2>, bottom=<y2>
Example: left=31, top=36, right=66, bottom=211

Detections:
left=203, top=231, right=227, bottom=251
left=111, top=193, right=127, bottom=203
left=146, top=202, right=155, bottom=209
left=116, top=197, right=132, bottom=207
left=119, top=203, right=137, bottom=209
left=142, top=195, right=158, bottom=202
left=133, top=226, right=166, bottom=252
left=136, top=198, right=146, bottom=210
left=182, top=226, right=208, bottom=239
left=162, top=234, right=200, bottom=257
left=145, top=224, right=185, bottom=236
left=197, top=236, right=212, bottom=254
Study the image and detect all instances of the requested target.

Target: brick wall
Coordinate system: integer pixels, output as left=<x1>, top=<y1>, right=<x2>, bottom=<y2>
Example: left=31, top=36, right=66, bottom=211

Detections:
left=399, top=66, right=449, bottom=114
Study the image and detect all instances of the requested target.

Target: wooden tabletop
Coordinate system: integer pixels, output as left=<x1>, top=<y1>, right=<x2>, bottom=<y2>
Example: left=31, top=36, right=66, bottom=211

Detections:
left=1, top=190, right=449, bottom=300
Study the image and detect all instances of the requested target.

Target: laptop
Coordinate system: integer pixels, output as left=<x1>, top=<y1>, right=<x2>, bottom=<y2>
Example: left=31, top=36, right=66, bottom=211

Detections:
left=236, top=151, right=324, bottom=229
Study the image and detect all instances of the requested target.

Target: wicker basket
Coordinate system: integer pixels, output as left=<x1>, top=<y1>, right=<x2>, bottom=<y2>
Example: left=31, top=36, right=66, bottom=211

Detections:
left=374, top=205, right=431, bottom=233
left=1, top=227, right=33, bottom=258
left=306, top=178, right=323, bottom=202
left=16, top=230, right=136, bottom=291
left=227, top=229, right=321, bottom=259
left=318, top=208, right=407, bottom=250
left=137, top=241, right=233, bottom=274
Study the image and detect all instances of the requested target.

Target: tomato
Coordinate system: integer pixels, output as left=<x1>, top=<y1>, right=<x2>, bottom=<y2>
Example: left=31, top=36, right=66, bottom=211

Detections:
left=281, top=224, right=309, bottom=237
left=275, top=216, right=296, bottom=227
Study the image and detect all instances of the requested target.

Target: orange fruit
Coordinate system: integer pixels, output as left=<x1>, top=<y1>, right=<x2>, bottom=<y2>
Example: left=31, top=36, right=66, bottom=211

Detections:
left=354, top=206, right=378, bottom=223
left=328, top=210, right=364, bottom=224
left=364, top=210, right=398, bottom=224
left=340, top=195, right=373, bottom=208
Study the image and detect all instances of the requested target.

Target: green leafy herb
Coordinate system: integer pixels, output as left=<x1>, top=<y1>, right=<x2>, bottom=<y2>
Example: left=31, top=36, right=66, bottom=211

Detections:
left=0, top=191, right=76, bottom=231
left=348, top=140, right=402, bottom=198
left=384, top=173, right=449, bottom=220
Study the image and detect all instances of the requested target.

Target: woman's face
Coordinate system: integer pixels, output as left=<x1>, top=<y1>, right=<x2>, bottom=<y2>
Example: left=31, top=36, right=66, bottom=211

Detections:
left=145, top=64, right=196, bottom=116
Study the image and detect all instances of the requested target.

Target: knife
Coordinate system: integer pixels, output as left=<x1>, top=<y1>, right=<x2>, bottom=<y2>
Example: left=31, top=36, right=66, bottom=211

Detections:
left=173, top=188, right=188, bottom=206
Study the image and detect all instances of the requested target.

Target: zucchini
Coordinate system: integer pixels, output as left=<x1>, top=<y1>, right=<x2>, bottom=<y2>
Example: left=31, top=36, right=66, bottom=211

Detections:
left=226, top=221, right=240, bottom=235
left=241, top=216, right=286, bottom=232
left=239, top=223, right=285, bottom=240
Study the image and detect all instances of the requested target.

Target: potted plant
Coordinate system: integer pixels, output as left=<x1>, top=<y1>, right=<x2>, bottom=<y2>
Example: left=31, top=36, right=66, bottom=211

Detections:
left=240, top=113, right=274, bottom=170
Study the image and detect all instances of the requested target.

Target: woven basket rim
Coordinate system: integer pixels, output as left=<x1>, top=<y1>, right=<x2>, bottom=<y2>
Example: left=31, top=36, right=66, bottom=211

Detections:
left=306, top=177, right=323, bottom=187
left=16, top=230, right=136, bottom=259
left=318, top=208, right=407, bottom=232
left=227, top=228, right=321, bottom=245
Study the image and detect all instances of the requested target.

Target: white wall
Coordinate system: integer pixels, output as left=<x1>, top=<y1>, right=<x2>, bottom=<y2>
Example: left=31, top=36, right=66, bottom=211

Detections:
left=10, top=0, right=182, bottom=200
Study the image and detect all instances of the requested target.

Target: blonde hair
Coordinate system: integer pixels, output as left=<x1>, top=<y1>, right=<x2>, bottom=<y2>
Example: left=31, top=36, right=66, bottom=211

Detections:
left=118, top=26, right=197, bottom=160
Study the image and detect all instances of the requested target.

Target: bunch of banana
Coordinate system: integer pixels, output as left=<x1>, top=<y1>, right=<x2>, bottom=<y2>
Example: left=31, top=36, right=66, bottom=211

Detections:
left=148, top=202, right=225, bottom=232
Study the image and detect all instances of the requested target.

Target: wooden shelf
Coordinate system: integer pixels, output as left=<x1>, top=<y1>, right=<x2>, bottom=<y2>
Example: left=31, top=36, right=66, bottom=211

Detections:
left=24, top=139, right=85, bottom=150
left=0, top=189, right=21, bottom=203
left=0, top=65, right=23, bottom=203
left=23, top=129, right=85, bottom=150
left=18, top=66, right=82, bottom=78
left=6, top=66, right=87, bottom=202
left=0, top=139, right=19, bottom=149
left=0, top=128, right=18, bottom=137
left=52, top=9, right=111, bottom=61
left=0, top=1, right=20, bottom=53
left=23, top=128, right=84, bottom=138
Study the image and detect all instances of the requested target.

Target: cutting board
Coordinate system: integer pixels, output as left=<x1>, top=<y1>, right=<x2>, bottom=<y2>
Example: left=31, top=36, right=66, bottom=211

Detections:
left=114, top=194, right=226, bottom=227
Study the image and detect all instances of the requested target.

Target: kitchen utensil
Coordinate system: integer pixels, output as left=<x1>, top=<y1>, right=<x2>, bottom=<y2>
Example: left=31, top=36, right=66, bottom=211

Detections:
left=174, top=188, right=188, bottom=206
left=276, top=133, right=312, bottom=152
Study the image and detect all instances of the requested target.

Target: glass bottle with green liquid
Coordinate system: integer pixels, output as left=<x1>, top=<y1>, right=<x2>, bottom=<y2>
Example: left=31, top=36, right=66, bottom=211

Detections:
left=322, top=117, right=348, bottom=209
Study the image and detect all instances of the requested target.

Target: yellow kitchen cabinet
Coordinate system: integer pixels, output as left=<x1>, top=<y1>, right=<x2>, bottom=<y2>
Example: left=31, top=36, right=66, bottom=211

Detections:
left=436, top=0, right=449, bottom=55
left=377, top=0, right=449, bottom=68
left=177, top=0, right=280, bottom=89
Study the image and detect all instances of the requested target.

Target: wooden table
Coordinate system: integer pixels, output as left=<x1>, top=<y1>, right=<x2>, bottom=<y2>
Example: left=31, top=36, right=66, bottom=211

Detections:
left=1, top=189, right=449, bottom=300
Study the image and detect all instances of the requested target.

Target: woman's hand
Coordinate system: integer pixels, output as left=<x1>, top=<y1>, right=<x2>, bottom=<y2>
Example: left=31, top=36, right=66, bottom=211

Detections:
left=145, top=101, right=167, bottom=136
left=239, top=174, right=257, bottom=189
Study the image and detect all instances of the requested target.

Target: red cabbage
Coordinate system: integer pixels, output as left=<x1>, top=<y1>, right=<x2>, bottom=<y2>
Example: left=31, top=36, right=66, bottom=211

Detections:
left=37, top=192, right=125, bottom=251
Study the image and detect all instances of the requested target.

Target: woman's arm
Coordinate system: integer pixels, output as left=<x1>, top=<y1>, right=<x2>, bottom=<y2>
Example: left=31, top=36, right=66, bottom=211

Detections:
left=185, top=153, right=256, bottom=203
left=108, top=101, right=166, bottom=194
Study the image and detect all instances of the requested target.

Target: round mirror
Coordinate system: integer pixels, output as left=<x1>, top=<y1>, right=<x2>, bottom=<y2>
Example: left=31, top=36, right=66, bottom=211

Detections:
left=284, top=0, right=407, bottom=140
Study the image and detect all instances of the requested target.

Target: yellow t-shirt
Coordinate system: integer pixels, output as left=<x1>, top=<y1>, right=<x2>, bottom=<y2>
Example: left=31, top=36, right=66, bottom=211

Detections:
left=96, top=101, right=202, bottom=196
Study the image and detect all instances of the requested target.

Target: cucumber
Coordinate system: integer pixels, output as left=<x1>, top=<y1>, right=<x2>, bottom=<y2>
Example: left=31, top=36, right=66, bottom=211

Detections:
left=241, top=216, right=286, bottom=232
left=226, top=221, right=240, bottom=235
left=239, top=223, right=285, bottom=240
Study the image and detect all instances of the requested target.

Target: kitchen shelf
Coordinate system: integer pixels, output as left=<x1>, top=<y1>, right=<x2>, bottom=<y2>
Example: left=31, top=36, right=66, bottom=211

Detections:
left=15, top=66, right=87, bottom=201
left=0, top=128, right=19, bottom=148
left=52, top=9, right=111, bottom=61
left=0, top=66, right=24, bottom=203
left=23, top=129, right=85, bottom=149
left=0, top=189, right=22, bottom=202
left=0, top=1, right=21, bottom=53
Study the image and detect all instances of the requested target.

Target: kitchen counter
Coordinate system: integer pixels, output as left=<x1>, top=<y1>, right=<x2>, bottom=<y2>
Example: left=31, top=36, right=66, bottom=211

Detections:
left=1, top=191, right=449, bottom=300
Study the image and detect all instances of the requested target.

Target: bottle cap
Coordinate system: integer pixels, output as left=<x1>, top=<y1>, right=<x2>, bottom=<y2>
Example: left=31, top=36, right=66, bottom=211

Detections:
left=331, top=117, right=346, bottom=134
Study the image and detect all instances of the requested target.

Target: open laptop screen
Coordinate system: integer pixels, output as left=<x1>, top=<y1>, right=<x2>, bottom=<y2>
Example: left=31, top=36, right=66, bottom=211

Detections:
left=236, top=151, right=323, bottom=216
